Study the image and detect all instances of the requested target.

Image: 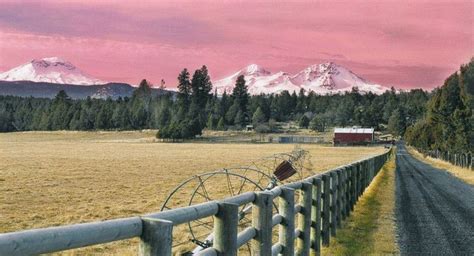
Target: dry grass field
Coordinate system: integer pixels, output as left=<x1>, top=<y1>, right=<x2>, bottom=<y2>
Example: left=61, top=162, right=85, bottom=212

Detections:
left=0, top=131, right=385, bottom=255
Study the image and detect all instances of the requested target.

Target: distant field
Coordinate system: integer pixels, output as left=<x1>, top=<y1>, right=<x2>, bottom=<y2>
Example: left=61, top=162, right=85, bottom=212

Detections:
left=0, top=131, right=385, bottom=255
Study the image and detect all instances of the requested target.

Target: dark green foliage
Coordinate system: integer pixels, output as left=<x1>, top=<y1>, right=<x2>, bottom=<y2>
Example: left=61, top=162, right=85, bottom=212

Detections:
left=177, top=68, right=191, bottom=107
left=252, top=106, right=266, bottom=126
left=5, top=61, right=471, bottom=151
left=299, top=115, right=310, bottom=129
left=405, top=59, right=473, bottom=153
left=0, top=83, right=431, bottom=135
left=310, top=115, right=327, bottom=132
left=217, top=117, right=225, bottom=131
left=255, top=123, right=271, bottom=133
left=232, top=75, right=250, bottom=116
left=387, top=108, right=406, bottom=136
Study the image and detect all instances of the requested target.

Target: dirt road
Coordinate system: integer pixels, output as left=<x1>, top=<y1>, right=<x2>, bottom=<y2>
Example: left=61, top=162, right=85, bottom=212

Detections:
left=395, top=144, right=474, bottom=255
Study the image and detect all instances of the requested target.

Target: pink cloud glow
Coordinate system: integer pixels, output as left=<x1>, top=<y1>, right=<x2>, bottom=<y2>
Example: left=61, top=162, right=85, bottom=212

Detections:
left=0, top=0, right=472, bottom=89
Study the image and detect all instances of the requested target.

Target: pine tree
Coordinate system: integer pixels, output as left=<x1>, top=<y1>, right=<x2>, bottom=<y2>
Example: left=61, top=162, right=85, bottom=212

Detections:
left=191, top=65, right=213, bottom=109
left=310, top=115, right=327, bottom=132
left=177, top=68, right=191, bottom=108
left=234, top=110, right=244, bottom=128
left=50, top=90, right=72, bottom=130
left=217, top=117, right=225, bottom=131
left=387, top=108, right=406, bottom=136
left=252, top=107, right=266, bottom=126
left=206, top=113, right=215, bottom=130
left=299, top=115, right=310, bottom=129
left=232, top=75, right=250, bottom=116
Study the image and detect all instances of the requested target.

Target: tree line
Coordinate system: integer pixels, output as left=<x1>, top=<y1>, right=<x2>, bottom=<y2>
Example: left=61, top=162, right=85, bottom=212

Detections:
left=0, top=81, right=429, bottom=139
left=2, top=60, right=471, bottom=152
left=405, top=58, right=473, bottom=153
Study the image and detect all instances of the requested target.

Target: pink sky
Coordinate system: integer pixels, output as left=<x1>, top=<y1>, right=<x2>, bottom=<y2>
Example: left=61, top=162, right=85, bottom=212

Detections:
left=0, top=0, right=472, bottom=89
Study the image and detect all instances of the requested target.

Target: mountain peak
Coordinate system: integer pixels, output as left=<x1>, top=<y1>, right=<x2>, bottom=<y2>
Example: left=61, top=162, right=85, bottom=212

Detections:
left=214, top=62, right=389, bottom=95
left=243, top=64, right=270, bottom=76
left=38, top=57, right=67, bottom=63
left=0, top=57, right=105, bottom=85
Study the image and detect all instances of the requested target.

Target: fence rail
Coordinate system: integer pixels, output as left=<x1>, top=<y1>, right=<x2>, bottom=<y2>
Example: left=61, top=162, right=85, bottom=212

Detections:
left=418, top=148, right=473, bottom=170
left=0, top=149, right=392, bottom=255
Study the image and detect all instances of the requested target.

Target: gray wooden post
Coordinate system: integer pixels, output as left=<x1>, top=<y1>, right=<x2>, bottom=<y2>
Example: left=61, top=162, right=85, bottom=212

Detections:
left=347, top=166, right=352, bottom=214
left=213, top=202, right=239, bottom=256
left=362, top=161, right=367, bottom=191
left=330, top=171, right=337, bottom=237
left=296, top=182, right=313, bottom=256
left=350, top=164, right=356, bottom=211
left=321, top=174, right=330, bottom=246
left=252, top=191, right=273, bottom=255
left=346, top=167, right=351, bottom=216
left=370, top=159, right=374, bottom=181
left=311, top=178, right=322, bottom=256
left=279, top=187, right=295, bottom=256
left=139, top=218, right=173, bottom=256
left=341, top=168, right=347, bottom=220
left=359, top=161, right=364, bottom=193
left=336, top=170, right=342, bottom=228
left=355, top=163, right=361, bottom=200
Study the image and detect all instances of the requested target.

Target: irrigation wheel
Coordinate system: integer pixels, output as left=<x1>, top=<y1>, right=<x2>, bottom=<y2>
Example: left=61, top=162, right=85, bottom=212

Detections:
left=160, top=169, right=275, bottom=254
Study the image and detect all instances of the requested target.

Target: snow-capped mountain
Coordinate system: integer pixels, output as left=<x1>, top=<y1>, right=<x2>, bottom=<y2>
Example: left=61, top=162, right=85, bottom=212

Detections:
left=0, top=57, right=105, bottom=85
left=214, top=62, right=389, bottom=95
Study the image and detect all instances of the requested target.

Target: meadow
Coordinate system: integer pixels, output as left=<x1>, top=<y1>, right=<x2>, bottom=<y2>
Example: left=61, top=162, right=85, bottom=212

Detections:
left=0, top=131, right=385, bottom=254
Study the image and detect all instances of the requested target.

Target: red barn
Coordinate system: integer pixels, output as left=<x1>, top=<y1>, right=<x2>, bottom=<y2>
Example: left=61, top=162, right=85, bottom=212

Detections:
left=333, top=127, right=374, bottom=145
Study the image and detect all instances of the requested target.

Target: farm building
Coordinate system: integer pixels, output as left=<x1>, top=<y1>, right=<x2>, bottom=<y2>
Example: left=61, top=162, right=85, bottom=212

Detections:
left=333, top=127, right=374, bottom=145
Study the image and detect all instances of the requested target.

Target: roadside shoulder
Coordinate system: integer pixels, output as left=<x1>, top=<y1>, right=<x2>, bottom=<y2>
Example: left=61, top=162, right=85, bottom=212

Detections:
left=406, top=146, right=474, bottom=185
left=321, top=149, right=399, bottom=255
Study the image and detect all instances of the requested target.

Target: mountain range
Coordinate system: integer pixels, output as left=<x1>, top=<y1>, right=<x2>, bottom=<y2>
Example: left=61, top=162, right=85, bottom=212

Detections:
left=0, top=58, right=169, bottom=99
left=214, top=63, right=389, bottom=95
left=0, top=57, right=389, bottom=98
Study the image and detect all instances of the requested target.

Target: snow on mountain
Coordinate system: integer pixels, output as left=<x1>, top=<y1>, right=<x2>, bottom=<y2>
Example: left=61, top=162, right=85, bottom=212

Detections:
left=214, top=62, right=389, bottom=95
left=0, top=57, right=105, bottom=85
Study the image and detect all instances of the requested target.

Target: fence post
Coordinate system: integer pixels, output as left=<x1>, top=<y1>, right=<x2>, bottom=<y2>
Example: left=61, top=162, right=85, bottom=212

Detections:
left=330, top=171, right=337, bottom=237
left=343, top=169, right=349, bottom=220
left=350, top=164, right=357, bottom=211
left=311, top=178, right=322, bottom=256
left=354, top=163, right=359, bottom=199
left=252, top=191, right=273, bottom=256
left=279, top=187, right=295, bottom=256
left=336, top=170, right=343, bottom=228
left=371, top=158, right=375, bottom=181
left=297, top=182, right=313, bottom=256
left=321, top=174, right=331, bottom=246
left=139, top=218, right=173, bottom=256
left=359, top=162, right=363, bottom=194
left=213, top=202, right=239, bottom=256
left=364, top=161, right=368, bottom=190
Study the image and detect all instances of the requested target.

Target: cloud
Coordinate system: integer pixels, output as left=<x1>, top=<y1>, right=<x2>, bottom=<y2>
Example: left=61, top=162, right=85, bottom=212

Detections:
left=0, top=0, right=472, bottom=89
left=0, top=2, right=225, bottom=45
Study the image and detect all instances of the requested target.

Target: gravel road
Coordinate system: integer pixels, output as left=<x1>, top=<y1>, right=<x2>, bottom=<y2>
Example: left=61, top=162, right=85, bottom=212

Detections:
left=395, top=144, right=474, bottom=255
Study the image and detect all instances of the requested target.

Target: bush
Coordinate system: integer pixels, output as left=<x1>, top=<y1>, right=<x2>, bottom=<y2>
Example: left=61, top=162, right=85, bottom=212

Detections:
left=255, top=124, right=271, bottom=133
left=299, top=115, right=310, bottom=128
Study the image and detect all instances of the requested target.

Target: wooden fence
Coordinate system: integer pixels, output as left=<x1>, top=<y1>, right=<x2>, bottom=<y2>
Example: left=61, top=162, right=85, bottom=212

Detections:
left=0, top=149, right=392, bottom=255
left=419, top=149, right=473, bottom=170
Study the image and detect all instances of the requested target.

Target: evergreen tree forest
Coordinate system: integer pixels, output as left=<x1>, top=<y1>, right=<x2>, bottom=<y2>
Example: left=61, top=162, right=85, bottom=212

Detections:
left=405, top=59, right=473, bottom=153
left=0, top=60, right=472, bottom=152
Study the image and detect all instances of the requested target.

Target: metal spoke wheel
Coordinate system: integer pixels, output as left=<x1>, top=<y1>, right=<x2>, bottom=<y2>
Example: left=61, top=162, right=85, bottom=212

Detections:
left=160, top=169, right=275, bottom=254
left=159, top=147, right=310, bottom=254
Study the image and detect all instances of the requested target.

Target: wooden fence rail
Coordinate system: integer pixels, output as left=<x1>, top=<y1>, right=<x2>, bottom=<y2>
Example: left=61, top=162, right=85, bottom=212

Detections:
left=0, top=149, right=392, bottom=256
left=418, top=149, right=473, bottom=170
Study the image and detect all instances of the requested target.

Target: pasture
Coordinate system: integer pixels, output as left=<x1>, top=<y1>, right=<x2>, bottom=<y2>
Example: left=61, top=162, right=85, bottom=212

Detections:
left=0, top=131, right=385, bottom=254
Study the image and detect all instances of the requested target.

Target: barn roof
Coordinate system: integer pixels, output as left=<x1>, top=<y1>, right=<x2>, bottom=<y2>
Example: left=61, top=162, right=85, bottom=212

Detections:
left=334, top=127, right=374, bottom=134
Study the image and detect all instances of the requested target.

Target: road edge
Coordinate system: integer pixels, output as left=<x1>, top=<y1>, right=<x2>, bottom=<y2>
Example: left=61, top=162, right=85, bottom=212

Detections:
left=321, top=148, right=399, bottom=255
left=406, top=146, right=474, bottom=185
